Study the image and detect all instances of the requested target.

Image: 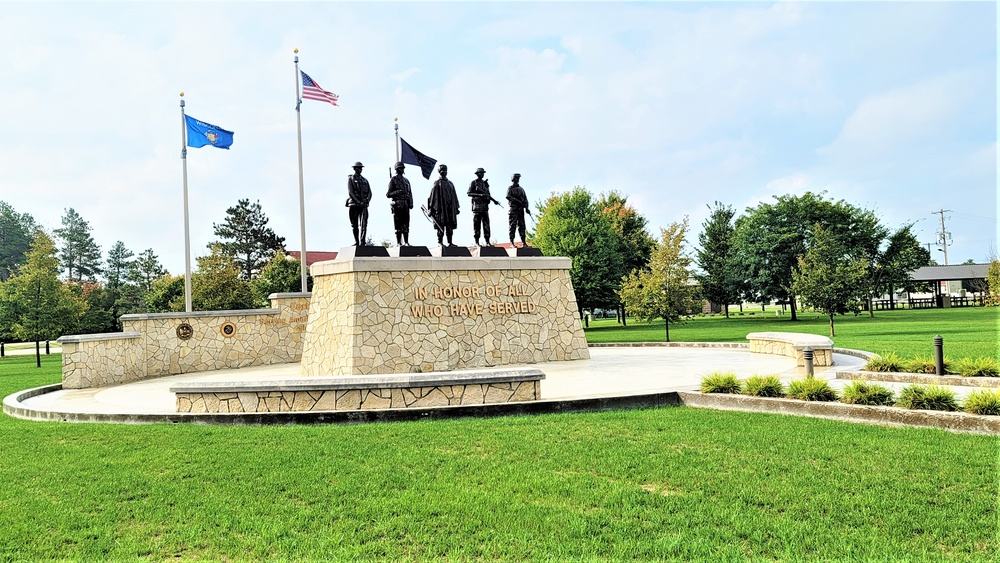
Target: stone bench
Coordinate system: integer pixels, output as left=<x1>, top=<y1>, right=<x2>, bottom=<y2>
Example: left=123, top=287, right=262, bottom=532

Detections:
left=746, top=332, right=834, bottom=367
left=171, top=368, right=545, bottom=413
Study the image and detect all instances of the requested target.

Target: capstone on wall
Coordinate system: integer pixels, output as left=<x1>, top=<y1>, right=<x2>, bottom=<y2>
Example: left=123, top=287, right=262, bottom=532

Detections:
left=58, top=293, right=310, bottom=389
left=300, top=258, right=589, bottom=376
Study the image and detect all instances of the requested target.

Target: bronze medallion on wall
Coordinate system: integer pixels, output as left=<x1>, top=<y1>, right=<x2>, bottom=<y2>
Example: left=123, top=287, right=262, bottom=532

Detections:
left=176, top=323, right=194, bottom=340
left=220, top=322, right=237, bottom=338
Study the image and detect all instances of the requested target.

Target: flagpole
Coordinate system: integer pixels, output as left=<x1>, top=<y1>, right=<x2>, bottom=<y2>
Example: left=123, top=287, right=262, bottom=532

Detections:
left=294, top=49, right=308, bottom=293
left=394, top=117, right=400, bottom=163
left=179, top=92, right=193, bottom=313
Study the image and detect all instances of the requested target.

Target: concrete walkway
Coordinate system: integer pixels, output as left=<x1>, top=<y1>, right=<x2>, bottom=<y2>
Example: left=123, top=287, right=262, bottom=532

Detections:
left=20, top=346, right=868, bottom=416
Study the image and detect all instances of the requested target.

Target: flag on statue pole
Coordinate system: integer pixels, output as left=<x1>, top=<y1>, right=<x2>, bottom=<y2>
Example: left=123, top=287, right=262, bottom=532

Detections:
left=400, top=137, right=437, bottom=180
left=184, top=115, right=235, bottom=149
left=301, top=70, right=339, bottom=106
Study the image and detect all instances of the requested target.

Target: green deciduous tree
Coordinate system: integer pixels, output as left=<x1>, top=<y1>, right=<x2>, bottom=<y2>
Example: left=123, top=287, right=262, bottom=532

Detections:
left=0, top=201, right=38, bottom=282
left=986, top=260, right=1000, bottom=307
left=0, top=232, right=84, bottom=366
left=54, top=207, right=102, bottom=282
left=191, top=245, right=255, bottom=311
left=792, top=225, right=869, bottom=337
left=597, top=191, right=655, bottom=325
left=212, top=199, right=286, bottom=281
left=251, top=250, right=308, bottom=307
left=869, top=225, right=931, bottom=310
left=147, top=274, right=185, bottom=313
left=695, top=202, right=743, bottom=318
left=532, top=187, right=624, bottom=323
left=734, top=192, right=880, bottom=321
left=618, top=218, right=700, bottom=342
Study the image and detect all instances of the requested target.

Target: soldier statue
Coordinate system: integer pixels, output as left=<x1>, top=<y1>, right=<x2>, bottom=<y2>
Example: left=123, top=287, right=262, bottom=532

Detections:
left=346, top=161, right=372, bottom=246
left=467, top=167, right=501, bottom=247
left=427, top=164, right=460, bottom=246
left=506, top=173, right=531, bottom=246
left=386, top=161, right=413, bottom=246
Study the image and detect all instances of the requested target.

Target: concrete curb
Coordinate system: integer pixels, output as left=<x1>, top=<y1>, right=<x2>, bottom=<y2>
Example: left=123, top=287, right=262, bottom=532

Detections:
left=3, top=384, right=680, bottom=425
left=588, top=342, right=747, bottom=349
left=678, top=391, right=1000, bottom=435
left=837, top=370, right=1000, bottom=388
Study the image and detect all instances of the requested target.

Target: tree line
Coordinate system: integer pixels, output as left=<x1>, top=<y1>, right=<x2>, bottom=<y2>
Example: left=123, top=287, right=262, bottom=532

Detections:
left=0, top=199, right=300, bottom=364
left=531, top=189, right=934, bottom=339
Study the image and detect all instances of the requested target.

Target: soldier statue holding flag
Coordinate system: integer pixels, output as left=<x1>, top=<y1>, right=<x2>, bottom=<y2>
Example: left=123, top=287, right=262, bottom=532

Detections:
left=346, top=161, right=372, bottom=246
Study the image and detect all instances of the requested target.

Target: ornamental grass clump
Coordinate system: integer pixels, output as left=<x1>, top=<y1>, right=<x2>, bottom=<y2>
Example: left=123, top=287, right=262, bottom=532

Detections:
left=963, top=389, right=1000, bottom=416
left=741, top=375, right=785, bottom=397
left=786, top=378, right=838, bottom=402
left=954, top=357, right=1000, bottom=378
left=700, top=372, right=741, bottom=394
left=863, top=352, right=904, bottom=372
left=905, top=355, right=949, bottom=375
left=895, top=384, right=959, bottom=412
left=840, top=380, right=895, bottom=406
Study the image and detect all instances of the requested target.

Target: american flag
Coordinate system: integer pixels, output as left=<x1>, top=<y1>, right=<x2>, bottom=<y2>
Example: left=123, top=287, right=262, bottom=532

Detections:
left=301, top=70, right=339, bottom=106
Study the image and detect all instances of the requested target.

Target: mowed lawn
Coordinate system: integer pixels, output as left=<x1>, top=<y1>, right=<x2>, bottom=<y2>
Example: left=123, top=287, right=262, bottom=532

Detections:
left=0, top=353, right=997, bottom=560
left=585, top=306, right=999, bottom=359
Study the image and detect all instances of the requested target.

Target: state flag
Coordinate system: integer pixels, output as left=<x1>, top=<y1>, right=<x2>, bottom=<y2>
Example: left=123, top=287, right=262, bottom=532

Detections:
left=185, top=115, right=234, bottom=149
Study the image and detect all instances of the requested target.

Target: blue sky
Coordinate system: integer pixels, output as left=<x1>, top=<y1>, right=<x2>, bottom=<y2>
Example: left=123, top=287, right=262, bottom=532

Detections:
left=1, top=2, right=995, bottom=274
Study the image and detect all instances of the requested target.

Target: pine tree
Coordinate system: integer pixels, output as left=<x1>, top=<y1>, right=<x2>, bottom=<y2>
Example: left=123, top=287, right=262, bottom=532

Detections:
left=212, top=199, right=286, bottom=281
left=129, top=248, right=167, bottom=293
left=696, top=202, right=742, bottom=318
left=54, top=208, right=102, bottom=282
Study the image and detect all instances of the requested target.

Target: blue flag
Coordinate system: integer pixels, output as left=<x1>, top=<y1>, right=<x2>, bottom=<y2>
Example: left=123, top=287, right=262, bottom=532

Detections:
left=400, top=137, right=437, bottom=180
left=185, top=115, right=234, bottom=149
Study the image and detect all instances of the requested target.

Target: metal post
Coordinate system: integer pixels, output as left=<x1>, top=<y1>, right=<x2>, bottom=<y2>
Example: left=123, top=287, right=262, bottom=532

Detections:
left=934, top=335, right=944, bottom=375
left=180, top=93, right=192, bottom=313
left=45, top=340, right=49, bottom=355
left=394, top=118, right=400, bottom=162
left=294, top=50, right=309, bottom=293
left=803, top=347, right=814, bottom=378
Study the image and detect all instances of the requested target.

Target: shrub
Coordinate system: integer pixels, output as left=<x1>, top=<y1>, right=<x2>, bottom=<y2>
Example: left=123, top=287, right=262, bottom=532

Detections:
left=786, top=378, right=838, bottom=402
left=741, top=375, right=785, bottom=397
left=895, top=385, right=959, bottom=411
left=963, top=389, right=1000, bottom=416
left=905, top=355, right=950, bottom=375
left=953, top=357, right=1000, bottom=377
left=840, top=381, right=895, bottom=406
left=701, top=372, right=741, bottom=394
left=864, top=352, right=904, bottom=372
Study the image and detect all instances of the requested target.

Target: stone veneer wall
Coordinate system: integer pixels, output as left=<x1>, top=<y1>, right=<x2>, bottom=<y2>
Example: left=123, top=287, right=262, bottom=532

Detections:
left=176, top=380, right=540, bottom=413
left=299, top=257, right=590, bottom=376
left=747, top=336, right=833, bottom=367
left=59, top=293, right=310, bottom=389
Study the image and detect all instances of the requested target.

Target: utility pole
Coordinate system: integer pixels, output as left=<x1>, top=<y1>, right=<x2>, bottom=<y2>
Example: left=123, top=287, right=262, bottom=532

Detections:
left=932, top=209, right=952, bottom=265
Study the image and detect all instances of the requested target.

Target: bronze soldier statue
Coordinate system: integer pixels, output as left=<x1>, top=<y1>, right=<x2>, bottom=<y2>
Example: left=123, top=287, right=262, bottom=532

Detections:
left=467, top=167, right=501, bottom=247
left=506, top=173, right=531, bottom=246
left=386, top=162, right=413, bottom=246
left=346, top=161, right=372, bottom=246
left=427, top=164, right=460, bottom=246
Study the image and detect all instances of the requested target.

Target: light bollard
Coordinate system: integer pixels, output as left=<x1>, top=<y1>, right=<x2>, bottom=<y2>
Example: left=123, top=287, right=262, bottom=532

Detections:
left=803, top=346, right=814, bottom=378
left=934, top=335, right=944, bottom=375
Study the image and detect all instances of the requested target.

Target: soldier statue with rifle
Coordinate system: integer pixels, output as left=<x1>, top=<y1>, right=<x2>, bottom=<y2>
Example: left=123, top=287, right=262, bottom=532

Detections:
left=467, top=167, right=501, bottom=247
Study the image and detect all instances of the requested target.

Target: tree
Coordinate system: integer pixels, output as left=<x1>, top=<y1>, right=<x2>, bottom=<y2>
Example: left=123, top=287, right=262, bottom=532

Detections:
left=869, top=225, right=931, bottom=310
left=792, top=225, right=869, bottom=337
left=71, top=281, right=114, bottom=334
left=54, top=208, right=102, bottom=282
left=0, top=232, right=84, bottom=366
left=618, top=219, right=700, bottom=342
left=695, top=202, right=743, bottom=318
left=147, top=274, right=185, bottom=313
left=733, top=192, right=880, bottom=321
left=251, top=250, right=308, bottom=307
left=986, top=260, right=1000, bottom=307
left=212, top=199, right=286, bottom=281
left=0, top=201, right=37, bottom=282
left=102, top=241, right=138, bottom=328
left=191, top=245, right=255, bottom=311
left=597, top=191, right=655, bottom=325
left=532, top=187, right=623, bottom=324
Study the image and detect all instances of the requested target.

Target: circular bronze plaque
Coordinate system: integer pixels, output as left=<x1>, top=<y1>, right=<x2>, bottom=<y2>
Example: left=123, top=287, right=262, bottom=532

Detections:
left=176, top=323, right=194, bottom=340
left=220, top=322, right=237, bottom=338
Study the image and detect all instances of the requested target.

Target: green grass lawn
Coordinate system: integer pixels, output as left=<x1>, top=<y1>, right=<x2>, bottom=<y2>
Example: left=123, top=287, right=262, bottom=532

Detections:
left=586, top=307, right=999, bottom=359
left=0, top=354, right=997, bottom=560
